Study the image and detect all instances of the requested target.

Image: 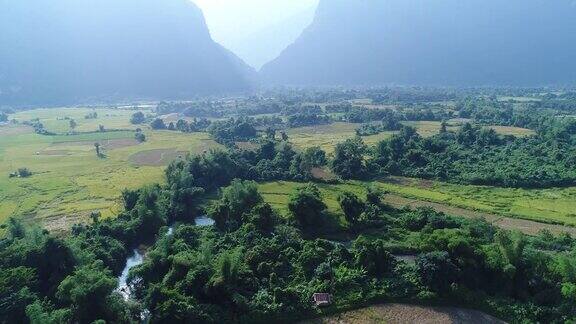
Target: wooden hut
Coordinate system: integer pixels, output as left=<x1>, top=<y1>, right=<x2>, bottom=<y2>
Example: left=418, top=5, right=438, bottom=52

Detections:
left=312, top=293, right=332, bottom=307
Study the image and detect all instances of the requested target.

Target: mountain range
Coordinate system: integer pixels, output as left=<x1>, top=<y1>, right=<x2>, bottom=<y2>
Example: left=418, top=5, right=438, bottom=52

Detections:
left=0, top=0, right=255, bottom=106
left=3, top=0, right=576, bottom=106
left=261, top=0, right=576, bottom=87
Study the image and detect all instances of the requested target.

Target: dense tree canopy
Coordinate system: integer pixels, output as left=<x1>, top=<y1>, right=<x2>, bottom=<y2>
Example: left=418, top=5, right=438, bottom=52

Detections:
left=373, top=122, right=576, bottom=188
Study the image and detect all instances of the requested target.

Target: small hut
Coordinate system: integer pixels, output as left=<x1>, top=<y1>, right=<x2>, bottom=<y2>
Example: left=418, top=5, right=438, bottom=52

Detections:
left=312, top=293, right=332, bottom=307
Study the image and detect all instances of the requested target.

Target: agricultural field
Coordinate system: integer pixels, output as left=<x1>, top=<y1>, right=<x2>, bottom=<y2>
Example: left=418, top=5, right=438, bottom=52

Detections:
left=403, top=120, right=535, bottom=138
left=257, top=177, right=576, bottom=235
left=498, top=96, right=541, bottom=102
left=0, top=108, right=220, bottom=232
left=11, top=106, right=155, bottom=133
left=287, top=121, right=535, bottom=154
left=303, top=304, right=504, bottom=324
left=287, top=122, right=395, bottom=153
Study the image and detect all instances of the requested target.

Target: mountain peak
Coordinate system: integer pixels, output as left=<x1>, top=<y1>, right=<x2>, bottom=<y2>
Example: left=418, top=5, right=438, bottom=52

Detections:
left=0, top=0, right=255, bottom=105
left=261, top=0, right=576, bottom=87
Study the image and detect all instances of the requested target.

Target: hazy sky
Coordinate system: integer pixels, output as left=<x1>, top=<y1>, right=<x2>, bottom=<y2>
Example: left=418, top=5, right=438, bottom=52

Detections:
left=192, top=0, right=318, bottom=46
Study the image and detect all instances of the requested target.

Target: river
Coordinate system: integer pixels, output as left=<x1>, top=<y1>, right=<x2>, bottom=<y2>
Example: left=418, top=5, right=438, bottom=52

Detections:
left=116, top=216, right=215, bottom=300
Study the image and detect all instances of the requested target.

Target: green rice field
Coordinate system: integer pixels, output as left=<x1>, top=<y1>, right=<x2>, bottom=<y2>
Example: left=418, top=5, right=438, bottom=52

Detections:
left=0, top=108, right=220, bottom=232
left=0, top=107, right=557, bottom=233
left=257, top=177, right=576, bottom=230
left=287, top=122, right=395, bottom=153
left=287, top=121, right=535, bottom=154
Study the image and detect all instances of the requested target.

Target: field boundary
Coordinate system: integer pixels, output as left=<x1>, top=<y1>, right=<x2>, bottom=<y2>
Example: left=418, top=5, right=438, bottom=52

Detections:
left=383, top=193, right=576, bottom=236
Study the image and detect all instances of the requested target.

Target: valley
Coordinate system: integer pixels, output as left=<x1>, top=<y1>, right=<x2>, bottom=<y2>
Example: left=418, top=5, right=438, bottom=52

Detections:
left=2, top=0, right=576, bottom=323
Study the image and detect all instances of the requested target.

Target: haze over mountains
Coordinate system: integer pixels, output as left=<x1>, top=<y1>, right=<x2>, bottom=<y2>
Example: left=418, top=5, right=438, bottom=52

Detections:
left=262, top=0, right=576, bottom=87
left=226, top=6, right=316, bottom=70
left=0, top=0, right=254, bottom=105
left=194, top=0, right=318, bottom=70
left=2, top=0, right=576, bottom=106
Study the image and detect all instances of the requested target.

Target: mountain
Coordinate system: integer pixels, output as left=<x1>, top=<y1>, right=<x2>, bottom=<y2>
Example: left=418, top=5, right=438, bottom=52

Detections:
left=0, top=0, right=255, bottom=106
left=227, top=6, right=316, bottom=70
left=261, top=0, right=576, bottom=87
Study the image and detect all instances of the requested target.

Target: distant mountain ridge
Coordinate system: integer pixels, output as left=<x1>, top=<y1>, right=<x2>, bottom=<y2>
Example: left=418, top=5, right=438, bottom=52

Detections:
left=227, top=6, right=317, bottom=70
left=0, top=0, right=255, bottom=106
left=261, top=0, right=576, bottom=86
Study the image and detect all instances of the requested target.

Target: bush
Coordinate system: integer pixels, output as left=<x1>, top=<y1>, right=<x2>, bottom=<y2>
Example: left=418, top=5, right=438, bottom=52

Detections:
left=288, top=183, right=327, bottom=230
left=135, top=132, right=146, bottom=143
left=17, top=168, right=32, bottom=178
left=130, top=112, right=146, bottom=124
left=150, top=118, right=166, bottom=130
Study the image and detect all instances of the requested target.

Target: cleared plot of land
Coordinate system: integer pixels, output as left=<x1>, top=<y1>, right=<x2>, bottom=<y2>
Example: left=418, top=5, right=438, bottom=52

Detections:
left=129, top=149, right=187, bottom=166
left=304, top=304, right=504, bottom=324
left=498, top=96, right=540, bottom=102
left=403, top=121, right=535, bottom=138
left=384, top=194, right=576, bottom=236
left=11, top=107, right=153, bottom=133
left=402, top=121, right=459, bottom=137
left=287, top=121, right=535, bottom=155
left=258, top=179, right=576, bottom=235
left=0, top=109, right=221, bottom=232
left=235, top=141, right=260, bottom=151
left=287, top=122, right=395, bottom=153
left=489, top=125, right=536, bottom=137
left=0, top=125, right=33, bottom=136
left=377, top=177, right=576, bottom=227
left=49, top=138, right=140, bottom=151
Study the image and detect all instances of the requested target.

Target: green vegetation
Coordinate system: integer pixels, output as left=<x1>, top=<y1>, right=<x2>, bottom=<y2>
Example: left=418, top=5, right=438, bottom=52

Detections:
left=403, top=120, right=535, bottom=138
left=257, top=179, right=576, bottom=228
left=12, top=107, right=153, bottom=133
left=373, top=121, right=576, bottom=188
left=4, top=148, right=576, bottom=323
left=287, top=122, right=395, bottom=153
left=130, top=111, right=146, bottom=125
left=375, top=178, right=576, bottom=227
left=0, top=108, right=220, bottom=230
left=4, top=88, right=576, bottom=323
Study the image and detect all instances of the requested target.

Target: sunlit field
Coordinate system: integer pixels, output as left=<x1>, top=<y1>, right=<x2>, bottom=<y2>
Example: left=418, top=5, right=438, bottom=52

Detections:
left=403, top=120, right=535, bottom=138
left=258, top=177, right=576, bottom=233
left=0, top=108, right=220, bottom=232
left=287, top=122, right=395, bottom=153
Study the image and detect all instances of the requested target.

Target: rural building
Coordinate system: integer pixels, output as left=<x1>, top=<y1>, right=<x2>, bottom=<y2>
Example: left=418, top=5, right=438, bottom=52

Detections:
left=313, top=293, right=332, bottom=307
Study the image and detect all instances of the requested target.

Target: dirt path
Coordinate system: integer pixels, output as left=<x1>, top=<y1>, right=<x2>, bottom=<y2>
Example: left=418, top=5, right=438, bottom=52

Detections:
left=384, top=194, right=576, bottom=236
left=304, top=304, right=505, bottom=324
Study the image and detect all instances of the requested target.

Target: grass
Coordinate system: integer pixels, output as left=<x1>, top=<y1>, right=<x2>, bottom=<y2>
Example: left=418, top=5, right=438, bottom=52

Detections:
left=257, top=181, right=366, bottom=220
left=488, top=125, right=536, bottom=137
left=0, top=108, right=552, bottom=233
left=403, top=121, right=535, bottom=138
left=287, top=122, right=395, bottom=153
left=287, top=121, right=535, bottom=155
left=257, top=178, right=576, bottom=229
left=402, top=121, right=459, bottom=137
left=0, top=108, right=221, bottom=232
left=375, top=178, right=576, bottom=226
left=11, top=107, right=154, bottom=133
